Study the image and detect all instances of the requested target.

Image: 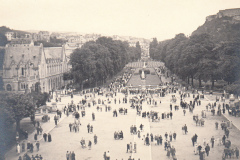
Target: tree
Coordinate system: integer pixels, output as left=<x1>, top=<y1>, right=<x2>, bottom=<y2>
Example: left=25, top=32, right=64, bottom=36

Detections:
left=69, top=36, right=141, bottom=89
left=136, top=41, right=141, bottom=59
left=29, top=91, right=50, bottom=108
left=0, top=92, right=35, bottom=131
left=149, top=38, right=158, bottom=60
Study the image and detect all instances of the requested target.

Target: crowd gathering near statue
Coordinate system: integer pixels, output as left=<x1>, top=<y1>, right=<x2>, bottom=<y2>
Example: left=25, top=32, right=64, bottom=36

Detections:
left=12, top=65, right=240, bottom=160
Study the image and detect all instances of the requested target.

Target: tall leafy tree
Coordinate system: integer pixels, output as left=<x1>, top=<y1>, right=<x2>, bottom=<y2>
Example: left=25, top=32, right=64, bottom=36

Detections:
left=136, top=41, right=141, bottom=59
left=0, top=92, right=35, bottom=131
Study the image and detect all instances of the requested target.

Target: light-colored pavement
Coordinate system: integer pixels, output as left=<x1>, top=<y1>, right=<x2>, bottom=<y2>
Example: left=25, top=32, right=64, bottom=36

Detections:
left=5, top=68, right=240, bottom=160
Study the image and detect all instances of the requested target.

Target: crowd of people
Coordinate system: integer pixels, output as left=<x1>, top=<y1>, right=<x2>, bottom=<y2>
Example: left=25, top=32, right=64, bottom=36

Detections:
left=11, top=63, right=240, bottom=160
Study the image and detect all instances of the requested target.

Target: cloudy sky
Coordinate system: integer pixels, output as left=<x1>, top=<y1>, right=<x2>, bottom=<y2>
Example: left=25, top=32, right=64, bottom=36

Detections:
left=1, top=0, right=240, bottom=41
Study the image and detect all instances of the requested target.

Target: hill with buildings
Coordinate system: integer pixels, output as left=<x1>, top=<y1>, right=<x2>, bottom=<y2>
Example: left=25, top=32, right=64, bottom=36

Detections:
left=0, top=26, right=29, bottom=46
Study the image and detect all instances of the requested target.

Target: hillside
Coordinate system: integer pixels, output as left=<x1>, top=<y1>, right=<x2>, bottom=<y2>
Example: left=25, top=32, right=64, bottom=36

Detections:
left=192, top=8, right=240, bottom=43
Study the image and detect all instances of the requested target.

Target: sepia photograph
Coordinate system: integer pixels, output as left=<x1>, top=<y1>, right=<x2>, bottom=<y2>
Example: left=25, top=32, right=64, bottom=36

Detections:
left=0, top=0, right=240, bottom=159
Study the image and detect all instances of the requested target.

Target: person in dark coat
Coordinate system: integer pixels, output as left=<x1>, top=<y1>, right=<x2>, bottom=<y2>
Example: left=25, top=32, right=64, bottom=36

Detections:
left=21, top=141, right=25, bottom=152
left=43, top=133, right=47, bottom=142
left=27, top=141, right=31, bottom=151
left=199, top=150, right=205, bottom=160
left=94, top=134, right=98, bottom=144
left=127, top=144, right=130, bottom=153
left=164, top=140, right=168, bottom=150
left=48, top=133, right=52, bottom=142
left=159, top=135, right=163, bottom=145
left=236, top=147, right=239, bottom=159
left=36, top=141, right=40, bottom=151
left=30, top=143, right=34, bottom=153
left=211, top=136, right=215, bottom=148
left=205, top=144, right=210, bottom=156
left=72, top=151, right=76, bottom=160
left=88, top=140, right=92, bottom=150
left=25, top=130, right=28, bottom=140
left=34, top=133, right=38, bottom=141
left=173, top=132, right=177, bottom=140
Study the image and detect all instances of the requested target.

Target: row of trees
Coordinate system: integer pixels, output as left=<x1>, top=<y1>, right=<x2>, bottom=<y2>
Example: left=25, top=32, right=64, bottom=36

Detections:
left=150, top=33, right=240, bottom=93
left=66, top=37, right=141, bottom=89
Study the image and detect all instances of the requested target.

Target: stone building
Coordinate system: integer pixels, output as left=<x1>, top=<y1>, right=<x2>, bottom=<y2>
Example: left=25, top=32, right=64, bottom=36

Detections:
left=5, top=32, right=15, bottom=41
left=2, top=39, right=68, bottom=93
left=38, top=31, right=50, bottom=42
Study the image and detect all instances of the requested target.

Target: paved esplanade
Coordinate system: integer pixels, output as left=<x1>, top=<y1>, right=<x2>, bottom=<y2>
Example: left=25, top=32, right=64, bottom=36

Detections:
left=5, top=61, right=240, bottom=160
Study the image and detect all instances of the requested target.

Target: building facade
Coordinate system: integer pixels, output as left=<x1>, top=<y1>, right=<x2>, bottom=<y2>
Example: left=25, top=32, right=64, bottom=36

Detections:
left=5, top=32, right=15, bottom=41
left=2, top=39, right=68, bottom=93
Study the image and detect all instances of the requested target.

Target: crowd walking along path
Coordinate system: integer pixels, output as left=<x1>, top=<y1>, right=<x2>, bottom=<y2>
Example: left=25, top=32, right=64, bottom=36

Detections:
left=5, top=61, right=240, bottom=160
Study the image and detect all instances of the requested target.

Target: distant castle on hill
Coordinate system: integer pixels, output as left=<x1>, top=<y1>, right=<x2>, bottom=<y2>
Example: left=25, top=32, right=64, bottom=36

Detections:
left=206, top=8, right=240, bottom=22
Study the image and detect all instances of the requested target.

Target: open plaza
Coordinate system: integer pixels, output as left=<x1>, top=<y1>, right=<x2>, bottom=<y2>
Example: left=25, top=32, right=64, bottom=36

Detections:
left=5, top=61, right=240, bottom=160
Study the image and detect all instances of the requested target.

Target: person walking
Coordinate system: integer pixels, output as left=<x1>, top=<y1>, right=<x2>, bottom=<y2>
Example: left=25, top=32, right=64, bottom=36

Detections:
left=173, top=132, right=177, bottom=140
left=169, top=132, right=172, bottom=142
left=48, top=133, right=52, bottom=142
left=192, top=136, right=196, bottom=146
left=165, top=132, right=168, bottom=140
left=69, top=123, right=72, bottom=132
left=92, top=113, right=95, bottom=121
left=17, top=143, right=21, bottom=155
left=222, top=135, right=226, bottom=145
left=211, top=136, right=215, bottom=148
left=34, top=133, right=38, bottom=141
left=160, top=135, right=163, bottom=145
left=69, top=151, right=72, bottom=160
left=170, top=146, right=176, bottom=157
left=87, top=124, right=90, bottom=133
left=30, top=143, right=34, bottom=153
left=130, top=142, right=133, bottom=153
left=88, top=140, right=92, bottom=150
left=184, top=124, right=188, bottom=134
left=103, top=152, right=107, bottom=160
left=43, top=133, right=47, bottom=142
left=134, top=142, right=137, bottom=153
left=72, top=151, right=76, bottom=160
left=94, top=135, right=97, bottom=144
left=24, top=130, right=28, bottom=140
left=21, top=141, right=25, bottom=152
left=36, top=141, right=40, bottom=151
left=127, top=143, right=130, bottom=153
left=205, top=144, right=210, bottom=156
left=215, top=122, right=218, bottom=130
left=183, top=109, right=186, bottom=116
left=236, top=147, right=239, bottom=159
left=164, top=140, right=168, bottom=150
left=54, top=115, right=58, bottom=125
left=106, top=151, right=110, bottom=160
left=66, top=151, right=70, bottom=160
left=90, top=125, right=93, bottom=133
left=166, top=147, right=171, bottom=158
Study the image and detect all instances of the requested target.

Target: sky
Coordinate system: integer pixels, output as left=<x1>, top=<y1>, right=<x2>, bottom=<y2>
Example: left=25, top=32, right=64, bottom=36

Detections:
left=1, top=0, right=240, bottom=41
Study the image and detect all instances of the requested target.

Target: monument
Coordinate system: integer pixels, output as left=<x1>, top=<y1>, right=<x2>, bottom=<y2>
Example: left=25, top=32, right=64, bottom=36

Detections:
left=140, top=62, right=147, bottom=80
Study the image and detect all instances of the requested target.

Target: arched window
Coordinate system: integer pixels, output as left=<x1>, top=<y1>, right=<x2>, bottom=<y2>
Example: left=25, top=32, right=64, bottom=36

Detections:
left=6, top=84, right=12, bottom=91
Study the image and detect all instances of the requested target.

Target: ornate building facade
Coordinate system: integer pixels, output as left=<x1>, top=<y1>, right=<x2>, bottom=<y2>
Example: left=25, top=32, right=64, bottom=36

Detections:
left=2, top=39, right=68, bottom=93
